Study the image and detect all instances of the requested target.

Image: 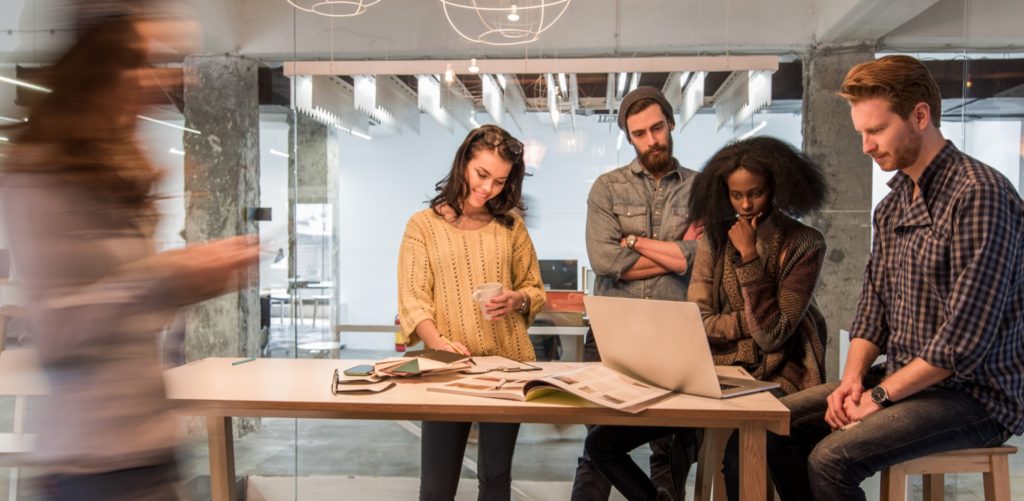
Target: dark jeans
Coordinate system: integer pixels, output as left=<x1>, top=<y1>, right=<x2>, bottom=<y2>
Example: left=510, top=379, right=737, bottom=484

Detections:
left=584, top=425, right=702, bottom=501
left=570, top=330, right=687, bottom=501
left=763, top=368, right=1011, bottom=501
left=42, top=458, right=180, bottom=501
left=420, top=421, right=521, bottom=501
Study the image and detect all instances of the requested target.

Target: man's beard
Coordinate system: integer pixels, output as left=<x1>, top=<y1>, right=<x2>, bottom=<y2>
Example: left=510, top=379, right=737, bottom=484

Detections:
left=638, top=138, right=674, bottom=175
left=893, top=127, right=923, bottom=170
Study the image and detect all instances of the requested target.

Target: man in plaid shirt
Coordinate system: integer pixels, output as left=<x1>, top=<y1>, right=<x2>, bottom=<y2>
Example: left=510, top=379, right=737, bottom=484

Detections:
left=762, top=55, right=1024, bottom=500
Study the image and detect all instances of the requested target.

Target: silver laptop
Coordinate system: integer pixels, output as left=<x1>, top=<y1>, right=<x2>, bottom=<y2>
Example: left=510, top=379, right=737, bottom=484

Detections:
left=583, top=295, right=779, bottom=399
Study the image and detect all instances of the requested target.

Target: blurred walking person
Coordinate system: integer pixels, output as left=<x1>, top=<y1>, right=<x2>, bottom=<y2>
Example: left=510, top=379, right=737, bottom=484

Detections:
left=1, top=15, right=257, bottom=501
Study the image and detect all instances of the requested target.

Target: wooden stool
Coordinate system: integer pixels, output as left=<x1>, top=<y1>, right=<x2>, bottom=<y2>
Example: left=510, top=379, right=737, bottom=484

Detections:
left=880, top=446, right=1017, bottom=501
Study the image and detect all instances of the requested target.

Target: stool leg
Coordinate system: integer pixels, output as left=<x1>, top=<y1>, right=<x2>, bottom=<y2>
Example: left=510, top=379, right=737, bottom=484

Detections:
left=922, top=473, right=944, bottom=501
left=984, top=454, right=1011, bottom=501
left=881, top=466, right=908, bottom=501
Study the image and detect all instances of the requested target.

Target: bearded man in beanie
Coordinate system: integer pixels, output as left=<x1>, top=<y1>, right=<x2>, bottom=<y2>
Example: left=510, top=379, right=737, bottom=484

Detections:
left=570, top=87, right=703, bottom=501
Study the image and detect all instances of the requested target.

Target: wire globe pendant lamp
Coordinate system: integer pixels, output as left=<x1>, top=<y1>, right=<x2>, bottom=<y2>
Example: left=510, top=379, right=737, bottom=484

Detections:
left=286, top=0, right=381, bottom=17
left=440, top=0, right=572, bottom=46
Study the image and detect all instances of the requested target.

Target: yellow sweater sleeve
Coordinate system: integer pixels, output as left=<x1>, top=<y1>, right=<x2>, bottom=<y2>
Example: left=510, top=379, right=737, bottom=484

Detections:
left=510, top=215, right=547, bottom=325
left=397, top=213, right=434, bottom=345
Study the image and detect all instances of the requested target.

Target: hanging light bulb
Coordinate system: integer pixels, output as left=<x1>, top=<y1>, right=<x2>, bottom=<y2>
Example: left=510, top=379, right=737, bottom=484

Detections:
left=507, top=4, right=520, bottom=22
left=445, top=63, right=455, bottom=84
left=468, top=58, right=480, bottom=74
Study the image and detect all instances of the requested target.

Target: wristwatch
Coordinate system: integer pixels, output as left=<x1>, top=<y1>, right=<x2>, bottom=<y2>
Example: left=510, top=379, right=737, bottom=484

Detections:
left=516, top=295, right=530, bottom=315
left=870, top=385, right=893, bottom=407
left=626, top=234, right=639, bottom=250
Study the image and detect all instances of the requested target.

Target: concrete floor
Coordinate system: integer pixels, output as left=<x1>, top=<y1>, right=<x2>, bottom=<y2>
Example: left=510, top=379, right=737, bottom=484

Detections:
left=3, top=319, right=1024, bottom=499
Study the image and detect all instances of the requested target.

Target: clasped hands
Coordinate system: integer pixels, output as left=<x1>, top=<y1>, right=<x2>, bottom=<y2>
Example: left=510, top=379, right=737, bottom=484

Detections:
left=825, top=378, right=882, bottom=431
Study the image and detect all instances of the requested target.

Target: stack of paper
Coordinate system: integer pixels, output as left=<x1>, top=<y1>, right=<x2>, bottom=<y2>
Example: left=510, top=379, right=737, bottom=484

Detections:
left=374, top=349, right=472, bottom=377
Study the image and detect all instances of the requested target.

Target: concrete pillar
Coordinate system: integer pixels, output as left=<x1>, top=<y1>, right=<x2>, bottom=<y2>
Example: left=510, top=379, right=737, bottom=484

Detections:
left=801, top=48, right=875, bottom=381
left=287, top=114, right=341, bottom=344
left=182, top=55, right=261, bottom=362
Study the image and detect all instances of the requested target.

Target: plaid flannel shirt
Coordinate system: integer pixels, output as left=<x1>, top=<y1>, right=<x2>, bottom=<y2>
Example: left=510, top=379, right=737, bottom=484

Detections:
left=851, top=141, right=1024, bottom=434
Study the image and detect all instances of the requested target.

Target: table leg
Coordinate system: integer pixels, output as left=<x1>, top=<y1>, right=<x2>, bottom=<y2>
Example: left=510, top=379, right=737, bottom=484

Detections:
left=738, top=420, right=767, bottom=501
left=207, top=416, right=236, bottom=501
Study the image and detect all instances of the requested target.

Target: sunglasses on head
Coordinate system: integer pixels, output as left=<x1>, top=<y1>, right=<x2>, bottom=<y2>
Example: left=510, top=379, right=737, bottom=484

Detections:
left=473, top=126, right=523, bottom=159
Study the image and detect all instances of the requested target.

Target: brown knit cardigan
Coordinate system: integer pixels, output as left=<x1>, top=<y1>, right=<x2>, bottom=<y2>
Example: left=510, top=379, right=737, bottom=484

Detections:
left=688, top=211, right=828, bottom=395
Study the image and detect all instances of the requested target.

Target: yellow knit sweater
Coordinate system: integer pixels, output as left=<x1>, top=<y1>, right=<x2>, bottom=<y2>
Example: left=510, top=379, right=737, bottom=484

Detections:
left=398, top=208, right=546, bottom=362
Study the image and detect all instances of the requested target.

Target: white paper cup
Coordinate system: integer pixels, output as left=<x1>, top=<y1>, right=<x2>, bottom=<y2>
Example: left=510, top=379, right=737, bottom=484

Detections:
left=471, top=283, right=503, bottom=320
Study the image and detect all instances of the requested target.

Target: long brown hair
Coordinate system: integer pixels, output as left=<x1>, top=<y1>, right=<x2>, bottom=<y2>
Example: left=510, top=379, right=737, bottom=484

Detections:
left=5, top=16, right=160, bottom=215
left=430, top=124, right=527, bottom=228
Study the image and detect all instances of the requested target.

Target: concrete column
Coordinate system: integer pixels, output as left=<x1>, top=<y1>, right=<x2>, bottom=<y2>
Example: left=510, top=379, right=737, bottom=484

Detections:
left=182, top=55, right=261, bottom=362
left=801, top=48, right=875, bottom=381
left=287, top=114, right=340, bottom=344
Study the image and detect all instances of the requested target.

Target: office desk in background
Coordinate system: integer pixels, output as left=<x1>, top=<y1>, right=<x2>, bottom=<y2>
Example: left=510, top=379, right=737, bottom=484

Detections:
left=164, top=357, right=789, bottom=501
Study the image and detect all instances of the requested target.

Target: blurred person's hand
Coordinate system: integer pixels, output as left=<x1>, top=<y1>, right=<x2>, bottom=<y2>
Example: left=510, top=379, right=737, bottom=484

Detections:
left=158, top=235, right=259, bottom=302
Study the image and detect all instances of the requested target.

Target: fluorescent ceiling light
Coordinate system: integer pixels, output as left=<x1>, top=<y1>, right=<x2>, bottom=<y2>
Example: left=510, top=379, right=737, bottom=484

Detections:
left=350, top=129, right=372, bottom=140
left=0, top=136, right=9, bottom=142
left=629, top=72, right=641, bottom=92
left=269, top=148, right=290, bottom=159
left=0, top=76, right=51, bottom=93
left=168, top=147, right=184, bottom=156
left=137, top=115, right=201, bottom=135
left=738, top=121, right=768, bottom=140
left=0, top=116, right=26, bottom=124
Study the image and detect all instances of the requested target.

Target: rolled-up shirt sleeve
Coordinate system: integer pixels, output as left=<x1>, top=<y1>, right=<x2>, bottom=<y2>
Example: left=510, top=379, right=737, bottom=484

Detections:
left=585, top=177, right=640, bottom=281
left=673, top=239, right=699, bottom=276
left=918, top=185, right=1017, bottom=373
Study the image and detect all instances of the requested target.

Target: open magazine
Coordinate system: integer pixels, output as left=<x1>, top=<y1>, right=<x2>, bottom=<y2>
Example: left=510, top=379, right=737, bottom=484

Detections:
left=427, top=364, right=674, bottom=414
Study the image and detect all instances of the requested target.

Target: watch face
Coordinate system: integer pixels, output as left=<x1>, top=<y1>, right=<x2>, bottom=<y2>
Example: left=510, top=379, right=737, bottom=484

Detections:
left=871, top=386, right=886, bottom=404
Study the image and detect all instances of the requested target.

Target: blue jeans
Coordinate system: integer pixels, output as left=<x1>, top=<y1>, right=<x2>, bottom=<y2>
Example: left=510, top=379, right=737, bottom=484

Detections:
left=764, top=368, right=1010, bottom=501
left=420, top=421, right=520, bottom=501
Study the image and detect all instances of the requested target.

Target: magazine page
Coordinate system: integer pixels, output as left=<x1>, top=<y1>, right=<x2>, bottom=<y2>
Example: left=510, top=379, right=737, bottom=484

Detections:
left=527, top=365, right=673, bottom=413
left=427, top=374, right=534, bottom=401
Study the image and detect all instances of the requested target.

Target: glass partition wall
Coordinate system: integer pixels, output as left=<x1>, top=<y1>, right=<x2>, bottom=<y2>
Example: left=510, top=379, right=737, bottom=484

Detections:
left=1, top=8, right=1022, bottom=501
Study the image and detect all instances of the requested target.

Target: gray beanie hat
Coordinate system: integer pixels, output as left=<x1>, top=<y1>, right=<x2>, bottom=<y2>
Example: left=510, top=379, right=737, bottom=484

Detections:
left=617, top=86, right=675, bottom=132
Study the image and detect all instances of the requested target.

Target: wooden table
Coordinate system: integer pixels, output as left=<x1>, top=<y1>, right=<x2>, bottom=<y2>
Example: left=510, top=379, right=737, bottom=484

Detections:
left=165, top=357, right=789, bottom=501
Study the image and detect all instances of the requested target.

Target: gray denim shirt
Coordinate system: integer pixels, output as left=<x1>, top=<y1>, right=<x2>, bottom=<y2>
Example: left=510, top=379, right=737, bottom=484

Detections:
left=585, top=157, right=699, bottom=300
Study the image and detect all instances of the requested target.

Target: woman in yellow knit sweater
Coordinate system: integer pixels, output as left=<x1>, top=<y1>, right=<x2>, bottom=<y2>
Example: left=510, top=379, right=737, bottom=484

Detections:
left=398, top=124, right=546, bottom=500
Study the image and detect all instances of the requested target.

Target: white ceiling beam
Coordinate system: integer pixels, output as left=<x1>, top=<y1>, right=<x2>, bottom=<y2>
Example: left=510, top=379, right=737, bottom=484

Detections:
left=816, top=0, right=941, bottom=44
left=284, top=56, right=778, bottom=77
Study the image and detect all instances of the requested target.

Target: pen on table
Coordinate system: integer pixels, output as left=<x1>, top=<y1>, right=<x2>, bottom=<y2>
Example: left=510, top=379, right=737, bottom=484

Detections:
left=232, top=357, right=257, bottom=366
